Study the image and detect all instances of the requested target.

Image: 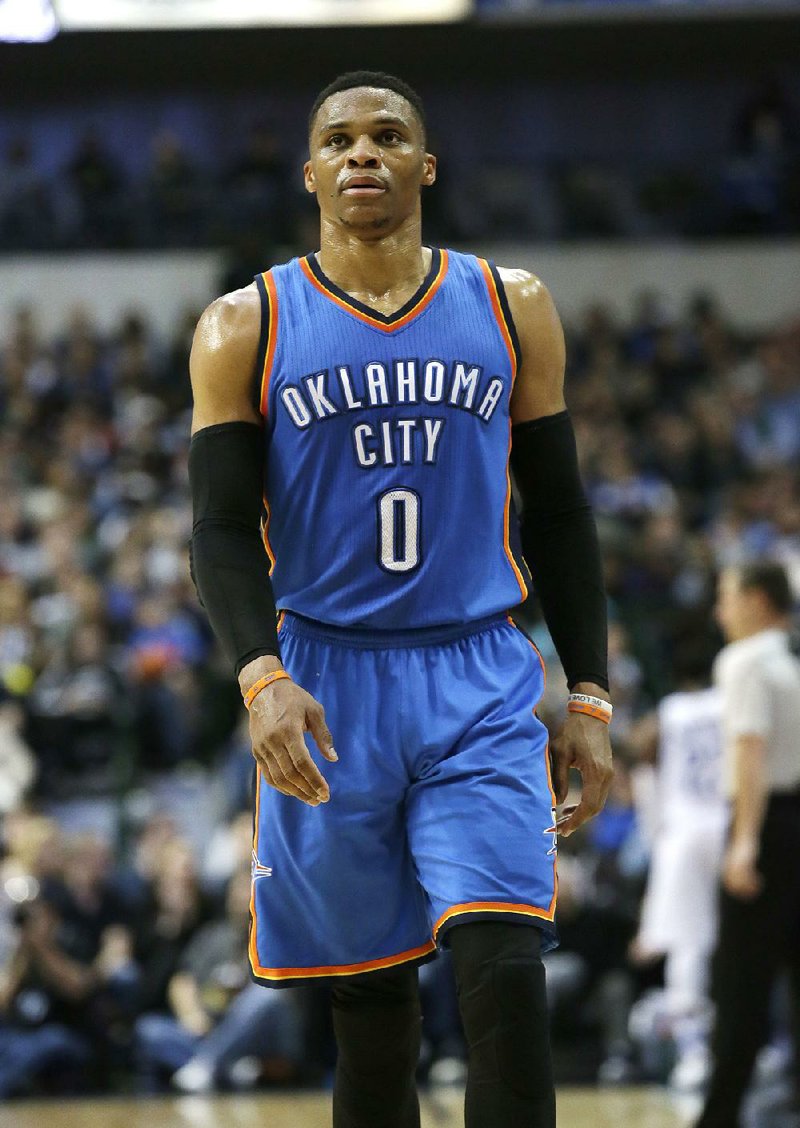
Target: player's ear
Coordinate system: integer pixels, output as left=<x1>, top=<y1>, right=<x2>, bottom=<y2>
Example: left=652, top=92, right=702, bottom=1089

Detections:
left=421, top=153, right=437, bottom=188
left=304, top=160, right=317, bottom=195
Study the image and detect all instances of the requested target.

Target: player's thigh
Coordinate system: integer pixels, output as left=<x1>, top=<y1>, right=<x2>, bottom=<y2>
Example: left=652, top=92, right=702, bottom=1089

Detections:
left=407, top=621, right=556, bottom=945
left=251, top=625, right=432, bottom=979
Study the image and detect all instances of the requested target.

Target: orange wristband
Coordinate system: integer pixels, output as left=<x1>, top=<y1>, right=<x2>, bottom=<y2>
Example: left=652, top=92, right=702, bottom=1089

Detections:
left=567, top=693, right=612, bottom=724
left=243, top=670, right=291, bottom=710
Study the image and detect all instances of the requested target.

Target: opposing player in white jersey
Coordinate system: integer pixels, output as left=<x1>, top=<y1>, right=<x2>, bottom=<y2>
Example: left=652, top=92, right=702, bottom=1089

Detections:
left=635, top=638, right=726, bottom=1090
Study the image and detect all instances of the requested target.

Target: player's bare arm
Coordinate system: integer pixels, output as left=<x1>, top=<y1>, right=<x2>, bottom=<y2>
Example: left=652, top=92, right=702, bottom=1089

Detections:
left=504, top=269, right=614, bottom=837
left=189, top=286, right=262, bottom=431
left=189, top=290, right=336, bottom=807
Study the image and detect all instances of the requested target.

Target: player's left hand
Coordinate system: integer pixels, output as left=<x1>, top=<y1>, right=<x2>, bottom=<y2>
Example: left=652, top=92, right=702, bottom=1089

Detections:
left=722, top=838, right=762, bottom=900
left=549, top=712, right=613, bottom=837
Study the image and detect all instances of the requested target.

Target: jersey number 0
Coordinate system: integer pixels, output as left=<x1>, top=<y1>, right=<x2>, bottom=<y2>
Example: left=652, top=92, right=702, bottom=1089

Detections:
left=377, top=489, right=421, bottom=573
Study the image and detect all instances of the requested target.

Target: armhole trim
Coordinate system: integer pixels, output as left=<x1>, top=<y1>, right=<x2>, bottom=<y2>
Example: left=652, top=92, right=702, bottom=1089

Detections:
left=479, top=260, right=523, bottom=379
left=254, top=271, right=279, bottom=417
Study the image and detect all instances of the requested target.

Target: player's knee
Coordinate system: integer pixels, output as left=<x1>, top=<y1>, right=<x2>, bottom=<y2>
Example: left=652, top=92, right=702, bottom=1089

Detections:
left=491, top=952, right=552, bottom=1098
left=449, top=921, right=551, bottom=1100
left=332, top=966, right=421, bottom=1074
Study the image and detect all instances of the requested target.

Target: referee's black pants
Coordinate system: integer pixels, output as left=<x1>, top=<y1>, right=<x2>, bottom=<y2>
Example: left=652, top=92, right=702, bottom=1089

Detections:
left=696, top=793, right=800, bottom=1128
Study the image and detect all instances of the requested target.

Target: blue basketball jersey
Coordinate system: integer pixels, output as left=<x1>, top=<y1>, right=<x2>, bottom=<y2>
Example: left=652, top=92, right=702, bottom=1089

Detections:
left=253, top=247, right=530, bottom=629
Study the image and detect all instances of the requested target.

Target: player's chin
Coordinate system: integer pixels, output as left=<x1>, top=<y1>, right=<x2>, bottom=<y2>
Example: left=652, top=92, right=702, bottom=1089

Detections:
left=340, top=197, right=390, bottom=216
left=340, top=210, right=394, bottom=233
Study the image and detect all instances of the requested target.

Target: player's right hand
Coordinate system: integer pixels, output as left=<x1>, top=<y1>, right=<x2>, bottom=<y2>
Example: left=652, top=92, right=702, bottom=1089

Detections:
left=248, top=678, right=337, bottom=805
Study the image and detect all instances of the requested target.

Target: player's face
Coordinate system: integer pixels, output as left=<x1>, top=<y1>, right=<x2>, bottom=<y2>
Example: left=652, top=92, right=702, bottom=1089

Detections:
left=305, top=87, right=436, bottom=236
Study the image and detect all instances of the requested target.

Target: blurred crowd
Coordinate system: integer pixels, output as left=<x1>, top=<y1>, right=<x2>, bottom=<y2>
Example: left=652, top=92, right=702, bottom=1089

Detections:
left=2, top=78, right=799, bottom=253
left=0, top=124, right=300, bottom=257
left=0, top=280, right=797, bottom=1098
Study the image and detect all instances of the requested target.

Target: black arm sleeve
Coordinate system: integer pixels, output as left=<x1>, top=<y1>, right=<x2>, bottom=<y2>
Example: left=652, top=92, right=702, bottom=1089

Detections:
left=188, top=422, right=280, bottom=675
left=510, top=410, right=609, bottom=691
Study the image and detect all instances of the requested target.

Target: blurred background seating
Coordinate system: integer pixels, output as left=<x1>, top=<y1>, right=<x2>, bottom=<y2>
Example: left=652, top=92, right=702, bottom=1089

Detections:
left=1, top=0, right=799, bottom=1105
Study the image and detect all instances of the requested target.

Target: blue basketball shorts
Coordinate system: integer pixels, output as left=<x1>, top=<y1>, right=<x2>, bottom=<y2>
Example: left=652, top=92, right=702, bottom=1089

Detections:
left=248, top=612, right=558, bottom=987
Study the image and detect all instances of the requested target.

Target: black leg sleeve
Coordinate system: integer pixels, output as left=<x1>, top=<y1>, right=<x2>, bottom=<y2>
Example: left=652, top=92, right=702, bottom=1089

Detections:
left=331, top=965, right=422, bottom=1128
left=449, top=921, right=555, bottom=1128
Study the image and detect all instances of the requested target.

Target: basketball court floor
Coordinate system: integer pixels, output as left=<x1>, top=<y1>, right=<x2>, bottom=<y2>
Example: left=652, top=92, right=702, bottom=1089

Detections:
left=0, top=1087, right=698, bottom=1128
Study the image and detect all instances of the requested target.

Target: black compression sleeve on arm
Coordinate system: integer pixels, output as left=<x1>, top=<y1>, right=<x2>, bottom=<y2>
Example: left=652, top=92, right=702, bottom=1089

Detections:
left=510, top=410, right=608, bottom=691
left=189, top=422, right=280, bottom=675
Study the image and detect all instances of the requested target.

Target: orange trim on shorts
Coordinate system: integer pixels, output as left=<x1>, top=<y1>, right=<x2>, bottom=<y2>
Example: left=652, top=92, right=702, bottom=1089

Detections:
left=259, top=271, right=279, bottom=415
left=246, top=655, right=436, bottom=981
left=249, top=938, right=437, bottom=983
left=433, top=899, right=556, bottom=941
left=261, top=493, right=275, bottom=574
left=299, top=251, right=448, bottom=333
left=248, top=768, right=264, bottom=974
left=507, top=618, right=559, bottom=897
left=507, top=615, right=547, bottom=694
left=507, top=616, right=559, bottom=909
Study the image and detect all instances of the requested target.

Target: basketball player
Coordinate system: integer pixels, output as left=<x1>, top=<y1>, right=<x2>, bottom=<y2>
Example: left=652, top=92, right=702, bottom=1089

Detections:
left=634, top=638, right=725, bottom=1090
left=695, top=563, right=800, bottom=1128
left=188, top=71, right=613, bottom=1128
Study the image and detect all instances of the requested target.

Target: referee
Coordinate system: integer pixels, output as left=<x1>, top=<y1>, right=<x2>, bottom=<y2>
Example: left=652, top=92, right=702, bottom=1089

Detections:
left=696, top=562, right=800, bottom=1128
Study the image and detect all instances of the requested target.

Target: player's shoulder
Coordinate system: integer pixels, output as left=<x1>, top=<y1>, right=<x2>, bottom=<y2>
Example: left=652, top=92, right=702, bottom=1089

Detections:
left=490, top=265, right=563, bottom=366
left=496, top=265, right=548, bottom=301
left=713, top=637, right=755, bottom=688
left=190, top=282, right=260, bottom=374
left=661, top=686, right=720, bottom=718
left=195, top=283, right=261, bottom=353
left=189, top=284, right=264, bottom=402
left=496, top=265, right=540, bottom=287
left=493, top=265, right=557, bottom=329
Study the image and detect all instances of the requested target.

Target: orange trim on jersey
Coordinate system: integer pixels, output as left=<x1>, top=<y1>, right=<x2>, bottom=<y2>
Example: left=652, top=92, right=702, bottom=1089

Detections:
left=250, top=938, right=437, bottom=983
left=433, top=899, right=556, bottom=941
left=261, top=493, right=275, bottom=574
left=299, top=251, right=448, bottom=333
left=259, top=271, right=279, bottom=415
left=503, top=421, right=528, bottom=600
left=479, top=259, right=527, bottom=599
left=478, top=258, right=518, bottom=381
left=276, top=610, right=286, bottom=634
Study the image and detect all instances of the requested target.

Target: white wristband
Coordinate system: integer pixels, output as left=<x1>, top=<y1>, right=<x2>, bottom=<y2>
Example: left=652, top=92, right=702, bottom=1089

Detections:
left=567, top=693, right=613, bottom=723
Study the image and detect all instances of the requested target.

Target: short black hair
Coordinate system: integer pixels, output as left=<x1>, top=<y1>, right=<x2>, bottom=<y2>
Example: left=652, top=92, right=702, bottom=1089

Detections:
left=308, top=71, right=426, bottom=140
left=670, top=627, right=718, bottom=687
left=737, top=561, right=794, bottom=614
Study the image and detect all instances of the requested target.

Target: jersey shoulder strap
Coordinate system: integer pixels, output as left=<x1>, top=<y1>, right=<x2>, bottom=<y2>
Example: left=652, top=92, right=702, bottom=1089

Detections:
left=477, top=257, right=523, bottom=375
left=253, top=268, right=280, bottom=417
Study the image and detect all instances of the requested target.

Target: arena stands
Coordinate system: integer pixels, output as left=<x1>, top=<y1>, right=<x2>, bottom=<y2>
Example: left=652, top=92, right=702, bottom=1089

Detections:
left=0, top=277, right=797, bottom=1096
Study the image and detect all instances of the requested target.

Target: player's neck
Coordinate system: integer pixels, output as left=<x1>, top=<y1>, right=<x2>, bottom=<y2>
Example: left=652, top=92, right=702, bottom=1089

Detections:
left=316, top=219, right=429, bottom=309
left=729, top=614, right=787, bottom=643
